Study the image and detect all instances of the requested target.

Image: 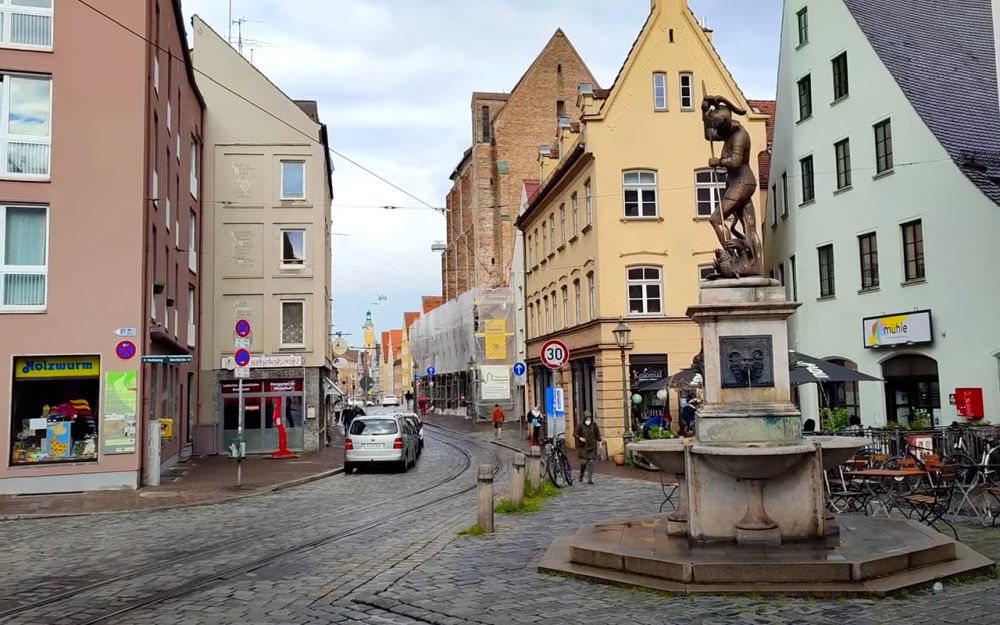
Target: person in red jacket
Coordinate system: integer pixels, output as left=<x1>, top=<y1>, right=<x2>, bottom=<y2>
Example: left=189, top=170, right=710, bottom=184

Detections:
left=491, top=404, right=505, bottom=439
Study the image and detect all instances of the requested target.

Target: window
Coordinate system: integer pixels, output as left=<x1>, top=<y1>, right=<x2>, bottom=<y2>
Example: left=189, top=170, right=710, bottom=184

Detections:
left=571, top=192, right=579, bottom=235
left=800, top=156, right=814, bottom=203
left=533, top=229, right=539, bottom=264
left=797, top=7, right=808, bottom=45
left=797, top=74, right=812, bottom=120
left=818, top=244, right=835, bottom=298
left=541, top=220, right=548, bottom=257
left=698, top=265, right=714, bottom=281
left=0, top=0, right=52, bottom=49
left=176, top=133, right=180, bottom=161
left=679, top=73, right=694, bottom=110
left=652, top=73, right=667, bottom=111
left=154, top=56, right=159, bottom=94
left=166, top=100, right=172, bottom=133
left=694, top=169, right=726, bottom=218
left=281, top=229, right=306, bottom=266
left=189, top=141, right=199, bottom=198
left=480, top=106, right=490, bottom=143
left=188, top=212, right=197, bottom=272
left=858, top=232, right=879, bottom=289
left=789, top=255, right=798, bottom=301
left=165, top=198, right=171, bottom=231
left=623, top=170, right=658, bottom=218
left=2, top=74, right=51, bottom=177
left=627, top=266, right=662, bottom=316
left=280, top=301, right=305, bottom=347
left=535, top=299, right=541, bottom=335
left=778, top=262, right=785, bottom=286
left=527, top=304, right=534, bottom=338
left=587, top=273, right=595, bottom=319
left=832, top=52, right=849, bottom=100
left=550, top=290, right=557, bottom=329
left=770, top=183, right=778, bottom=225
left=874, top=119, right=893, bottom=174
left=0, top=205, right=46, bottom=309
left=549, top=218, right=555, bottom=254
left=902, top=220, right=925, bottom=282
left=543, top=296, right=549, bottom=334
left=561, top=286, right=569, bottom=328
left=556, top=100, right=566, bottom=118
left=834, top=139, right=852, bottom=189
left=574, top=280, right=581, bottom=324
left=781, top=171, right=789, bottom=216
left=584, top=179, right=592, bottom=225
left=526, top=234, right=533, bottom=266
left=187, top=286, right=196, bottom=347
left=559, top=203, right=566, bottom=245
left=280, top=160, right=305, bottom=200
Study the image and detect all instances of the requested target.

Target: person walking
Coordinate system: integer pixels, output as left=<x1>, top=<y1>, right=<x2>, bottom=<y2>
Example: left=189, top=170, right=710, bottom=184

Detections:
left=491, top=403, right=505, bottom=439
left=577, top=411, right=601, bottom=485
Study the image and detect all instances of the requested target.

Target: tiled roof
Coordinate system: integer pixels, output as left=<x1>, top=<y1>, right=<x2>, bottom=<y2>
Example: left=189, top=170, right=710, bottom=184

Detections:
left=843, top=0, right=1000, bottom=205
left=294, top=100, right=321, bottom=123
left=381, top=331, right=390, bottom=363
left=524, top=179, right=541, bottom=203
left=748, top=99, right=775, bottom=188
left=748, top=99, right=775, bottom=146
left=421, top=296, right=444, bottom=314
left=390, top=329, right=403, bottom=349
left=404, top=312, right=421, bottom=330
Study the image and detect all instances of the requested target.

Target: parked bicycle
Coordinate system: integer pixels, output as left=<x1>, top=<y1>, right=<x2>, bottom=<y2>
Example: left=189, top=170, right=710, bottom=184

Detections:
left=944, top=428, right=1000, bottom=487
left=540, top=434, right=574, bottom=488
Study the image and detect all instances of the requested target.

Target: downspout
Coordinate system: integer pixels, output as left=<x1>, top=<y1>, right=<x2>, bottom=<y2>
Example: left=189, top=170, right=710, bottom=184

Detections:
left=138, top=0, right=153, bottom=486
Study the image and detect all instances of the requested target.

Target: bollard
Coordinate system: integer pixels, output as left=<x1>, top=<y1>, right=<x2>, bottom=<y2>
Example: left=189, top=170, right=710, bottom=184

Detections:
left=528, top=445, right=541, bottom=493
left=511, top=453, right=526, bottom=508
left=477, top=464, right=495, bottom=533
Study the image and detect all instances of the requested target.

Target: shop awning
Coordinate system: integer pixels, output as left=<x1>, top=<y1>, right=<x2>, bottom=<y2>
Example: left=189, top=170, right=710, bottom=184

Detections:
left=323, top=377, right=346, bottom=400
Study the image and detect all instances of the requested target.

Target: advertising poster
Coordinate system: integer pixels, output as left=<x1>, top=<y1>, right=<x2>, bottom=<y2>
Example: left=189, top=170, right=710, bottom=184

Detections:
left=484, top=319, right=507, bottom=361
left=480, top=365, right=510, bottom=400
left=103, top=371, right=138, bottom=454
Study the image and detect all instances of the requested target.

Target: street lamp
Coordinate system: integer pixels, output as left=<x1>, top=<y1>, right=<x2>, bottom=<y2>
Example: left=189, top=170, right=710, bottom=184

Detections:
left=612, top=318, right=633, bottom=446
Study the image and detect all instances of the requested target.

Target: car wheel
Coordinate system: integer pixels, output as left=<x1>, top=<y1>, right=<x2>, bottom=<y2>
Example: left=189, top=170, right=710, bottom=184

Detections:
left=343, top=462, right=353, bottom=474
left=398, top=456, right=409, bottom=473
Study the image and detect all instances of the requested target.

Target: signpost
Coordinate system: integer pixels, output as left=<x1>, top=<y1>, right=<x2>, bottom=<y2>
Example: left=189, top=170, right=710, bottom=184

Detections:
left=141, top=354, right=193, bottom=364
left=230, top=321, right=252, bottom=485
left=115, top=340, right=137, bottom=360
left=426, top=366, right=436, bottom=376
left=540, top=339, right=569, bottom=370
left=513, top=362, right=526, bottom=386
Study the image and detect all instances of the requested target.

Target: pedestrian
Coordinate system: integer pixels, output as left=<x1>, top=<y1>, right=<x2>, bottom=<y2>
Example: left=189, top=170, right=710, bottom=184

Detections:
left=577, top=411, right=601, bottom=485
left=528, top=405, right=543, bottom=446
left=680, top=397, right=698, bottom=437
left=404, top=389, right=414, bottom=410
left=491, top=403, right=505, bottom=439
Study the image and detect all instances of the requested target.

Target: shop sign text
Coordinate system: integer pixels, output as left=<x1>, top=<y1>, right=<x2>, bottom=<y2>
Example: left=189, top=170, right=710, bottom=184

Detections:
left=863, top=310, right=933, bottom=348
left=15, top=356, right=100, bottom=379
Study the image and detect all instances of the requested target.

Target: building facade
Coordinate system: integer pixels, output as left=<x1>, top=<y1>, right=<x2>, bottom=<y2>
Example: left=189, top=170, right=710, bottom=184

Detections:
left=765, top=0, right=1000, bottom=426
left=1, top=0, right=203, bottom=494
left=517, top=0, right=769, bottom=454
left=192, top=16, right=333, bottom=454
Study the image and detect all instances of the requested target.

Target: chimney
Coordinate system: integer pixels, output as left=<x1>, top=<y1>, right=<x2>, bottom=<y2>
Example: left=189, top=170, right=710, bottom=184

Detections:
left=577, top=83, right=596, bottom=115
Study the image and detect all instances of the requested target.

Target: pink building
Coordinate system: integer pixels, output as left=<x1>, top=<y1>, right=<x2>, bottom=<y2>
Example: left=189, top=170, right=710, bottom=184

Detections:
left=0, top=0, right=203, bottom=493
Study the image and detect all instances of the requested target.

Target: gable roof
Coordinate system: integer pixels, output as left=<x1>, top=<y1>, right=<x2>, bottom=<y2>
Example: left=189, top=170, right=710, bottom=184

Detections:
left=843, top=0, right=1000, bottom=205
left=421, top=296, right=444, bottom=314
left=381, top=331, right=390, bottom=363
left=403, top=312, right=421, bottom=331
left=390, top=329, right=403, bottom=349
left=523, top=179, right=541, bottom=203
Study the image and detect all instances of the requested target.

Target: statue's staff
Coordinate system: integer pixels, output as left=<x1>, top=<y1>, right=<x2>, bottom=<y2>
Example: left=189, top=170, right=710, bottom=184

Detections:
left=701, top=80, right=721, bottom=218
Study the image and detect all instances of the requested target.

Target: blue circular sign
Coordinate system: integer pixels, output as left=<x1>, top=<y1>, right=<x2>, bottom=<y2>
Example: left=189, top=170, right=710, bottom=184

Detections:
left=426, top=366, right=436, bottom=376
left=513, top=362, right=526, bottom=376
left=234, top=348, right=251, bottom=367
left=116, top=340, right=136, bottom=360
left=235, top=319, right=251, bottom=338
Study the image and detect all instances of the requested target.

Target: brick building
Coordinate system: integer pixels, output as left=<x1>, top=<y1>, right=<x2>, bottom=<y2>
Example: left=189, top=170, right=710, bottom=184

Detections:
left=441, top=30, right=598, bottom=299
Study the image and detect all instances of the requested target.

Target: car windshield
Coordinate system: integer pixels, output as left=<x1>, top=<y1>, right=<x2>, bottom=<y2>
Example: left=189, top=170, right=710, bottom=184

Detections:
left=350, top=419, right=398, bottom=436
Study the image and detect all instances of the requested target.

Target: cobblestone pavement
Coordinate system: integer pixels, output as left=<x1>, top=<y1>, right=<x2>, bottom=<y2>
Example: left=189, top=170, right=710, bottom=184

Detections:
left=3, top=426, right=1000, bottom=625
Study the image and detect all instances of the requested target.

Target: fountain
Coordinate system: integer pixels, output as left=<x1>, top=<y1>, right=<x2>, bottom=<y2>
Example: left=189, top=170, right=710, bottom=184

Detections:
left=538, top=94, right=991, bottom=594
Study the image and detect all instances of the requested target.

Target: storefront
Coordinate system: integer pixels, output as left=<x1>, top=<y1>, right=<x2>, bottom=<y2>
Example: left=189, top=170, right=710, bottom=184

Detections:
left=220, top=379, right=305, bottom=453
left=864, top=310, right=939, bottom=427
left=10, top=356, right=101, bottom=465
left=629, top=355, right=669, bottom=424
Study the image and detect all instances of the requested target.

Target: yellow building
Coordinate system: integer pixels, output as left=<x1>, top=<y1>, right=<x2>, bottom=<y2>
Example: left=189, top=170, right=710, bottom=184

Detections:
left=401, top=312, right=421, bottom=395
left=516, top=0, right=768, bottom=454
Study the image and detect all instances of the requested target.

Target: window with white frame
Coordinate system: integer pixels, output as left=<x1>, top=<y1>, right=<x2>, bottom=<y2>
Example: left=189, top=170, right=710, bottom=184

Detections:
left=533, top=228, right=539, bottom=264
left=559, top=203, right=566, bottom=245
left=698, top=265, right=714, bottom=281
left=154, top=55, right=160, bottom=94
left=541, top=221, right=547, bottom=258
left=176, top=133, right=180, bottom=161
left=187, top=285, right=196, bottom=347
left=542, top=296, right=549, bottom=334
left=652, top=73, right=667, bottom=111
left=584, top=179, right=592, bottom=225
left=281, top=228, right=306, bottom=266
left=189, top=140, right=199, bottom=198
left=574, top=280, right=581, bottom=325
left=694, top=168, right=726, bottom=218
left=551, top=291, right=557, bottom=330
left=587, top=272, right=595, bottom=319
left=165, top=197, right=171, bottom=231
left=571, top=192, right=579, bottom=235
left=526, top=233, right=533, bottom=266
left=549, top=218, right=555, bottom=254
left=679, top=73, right=694, bottom=110
left=2, top=74, right=51, bottom=177
left=166, top=100, right=172, bottom=133
left=188, top=212, right=197, bottom=272
left=281, top=160, right=305, bottom=200
left=535, top=299, right=541, bottom=335
left=280, top=301, right=305, bottom=347
left=0, top=0, right=53, bottom=49
left=527, top=303, right=534, bottom=338
left=623, top=170, right=658, bottom=218
left=561, top=286, right=569, bottom=328
left=627, top=266, right=663, bottom=315
left=0, top=204, right=46, bottom=310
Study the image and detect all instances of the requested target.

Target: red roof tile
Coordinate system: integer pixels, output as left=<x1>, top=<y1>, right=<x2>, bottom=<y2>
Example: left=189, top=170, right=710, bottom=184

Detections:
left=524, top=179, right=541, bottom=203
left=404, top=311, right=421, bottom=331
left=748, top=99, right=776, bottom=188
left=421, top=296, right=443, bottom=314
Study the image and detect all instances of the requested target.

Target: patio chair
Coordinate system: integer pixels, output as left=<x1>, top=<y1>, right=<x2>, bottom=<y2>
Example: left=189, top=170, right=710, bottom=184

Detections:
left=825, top=465, right=870, bottom=514
left=899, top=464, right=959, bottom=540
left=658, top=469, right=679, bottom=513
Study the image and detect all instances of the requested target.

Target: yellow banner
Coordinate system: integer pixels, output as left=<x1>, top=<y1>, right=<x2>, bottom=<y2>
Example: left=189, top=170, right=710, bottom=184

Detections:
left=15, top=356, right=100, bottom=379
left=159, top=418, right=174, bottom=439
left=485, top=319, right=506, bottom=361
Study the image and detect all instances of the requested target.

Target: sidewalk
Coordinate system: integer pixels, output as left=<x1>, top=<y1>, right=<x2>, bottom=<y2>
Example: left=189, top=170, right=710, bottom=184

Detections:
left=423, top=412, right=659, bottom=483
left=0, top=434, right=345, bottom=519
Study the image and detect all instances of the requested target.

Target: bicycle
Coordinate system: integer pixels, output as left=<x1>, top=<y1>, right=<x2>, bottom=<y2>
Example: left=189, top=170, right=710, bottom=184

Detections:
left=540, top=434, right=574, bottom=488
left=943, top=425, right=1000, bottom=487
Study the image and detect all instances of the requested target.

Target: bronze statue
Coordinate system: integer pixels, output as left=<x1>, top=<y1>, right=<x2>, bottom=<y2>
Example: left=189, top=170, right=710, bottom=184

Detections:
left=702, top=93, right=763, bottom=279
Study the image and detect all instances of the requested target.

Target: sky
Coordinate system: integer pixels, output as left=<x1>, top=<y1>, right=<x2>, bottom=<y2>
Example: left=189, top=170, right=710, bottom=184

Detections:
left=181, top=0, right=782, bottom=346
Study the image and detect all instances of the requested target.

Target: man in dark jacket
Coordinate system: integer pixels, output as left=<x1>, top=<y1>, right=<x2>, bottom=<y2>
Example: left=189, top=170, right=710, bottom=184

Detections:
left=576, top=411, right=601, bottom=485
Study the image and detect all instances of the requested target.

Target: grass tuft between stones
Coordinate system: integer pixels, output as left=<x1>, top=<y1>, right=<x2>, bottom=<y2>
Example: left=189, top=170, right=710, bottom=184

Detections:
left=458, top=524, right=486, bottom=536
left=495, top=477, right=561, bottom=515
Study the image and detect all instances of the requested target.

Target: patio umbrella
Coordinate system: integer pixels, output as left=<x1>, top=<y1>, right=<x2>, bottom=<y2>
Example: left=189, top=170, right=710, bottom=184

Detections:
left=668, top=368, right=703, bottom=390
left=788, top=351, right=882, bottom=385
left=633, top=377, right=669, bottom=393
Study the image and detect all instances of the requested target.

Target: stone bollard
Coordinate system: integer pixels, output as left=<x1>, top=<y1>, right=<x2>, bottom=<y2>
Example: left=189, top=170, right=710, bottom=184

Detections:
left=528, top=445, right=541, bottom=493
left=511, top=453, right=526, bottom=507
left=477, top=464, right=495, bottom=533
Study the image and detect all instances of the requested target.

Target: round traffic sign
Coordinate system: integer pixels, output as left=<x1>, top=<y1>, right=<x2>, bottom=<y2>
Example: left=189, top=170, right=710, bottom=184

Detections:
left=115, top=340, right=137, bottom=360
left=235, top=319, right=251, bottom=338
left=540, top=339, right=569, bottom=369
left=426, top=366, right=436, bottom=376
left=332, top=338, right=349, bottom=356
left=512, top=362, right=526, bottom=377
left=234, top=348, right=251, bottom=367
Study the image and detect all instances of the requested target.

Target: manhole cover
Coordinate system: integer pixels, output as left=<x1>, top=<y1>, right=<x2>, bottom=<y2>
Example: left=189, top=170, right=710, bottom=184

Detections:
left=138, top=491, right=181, bottom=499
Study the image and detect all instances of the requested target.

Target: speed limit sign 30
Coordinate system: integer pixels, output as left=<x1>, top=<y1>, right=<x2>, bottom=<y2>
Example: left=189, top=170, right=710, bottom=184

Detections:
left=540, top=339, right=569, bottom=369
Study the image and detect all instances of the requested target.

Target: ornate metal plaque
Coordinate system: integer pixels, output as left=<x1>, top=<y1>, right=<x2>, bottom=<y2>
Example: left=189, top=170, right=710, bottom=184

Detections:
left=719, top=335, right=774, bottom=388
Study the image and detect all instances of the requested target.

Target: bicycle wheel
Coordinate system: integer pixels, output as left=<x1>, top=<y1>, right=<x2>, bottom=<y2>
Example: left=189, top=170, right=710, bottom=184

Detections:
left=545, top=451, right=565, bottom=487
left=984, top=447, right=1000, bottom=485
left=944, top=452, right=979, bottom=487
left=559, top=451, right=574, bottom=486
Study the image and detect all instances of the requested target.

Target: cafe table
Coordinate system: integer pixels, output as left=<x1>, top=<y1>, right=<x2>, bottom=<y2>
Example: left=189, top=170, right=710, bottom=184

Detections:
left=845, top=468, right=927, bottom=518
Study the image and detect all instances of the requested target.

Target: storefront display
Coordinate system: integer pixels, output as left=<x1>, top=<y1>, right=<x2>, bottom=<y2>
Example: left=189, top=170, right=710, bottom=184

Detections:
left=10, top=356, right=101, bottom=465
left=220, top=379, right=305, bottom=453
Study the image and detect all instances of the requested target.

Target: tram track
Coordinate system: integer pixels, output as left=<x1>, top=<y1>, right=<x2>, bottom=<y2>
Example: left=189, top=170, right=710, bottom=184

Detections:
left=0, top=429, right=494, bottom=624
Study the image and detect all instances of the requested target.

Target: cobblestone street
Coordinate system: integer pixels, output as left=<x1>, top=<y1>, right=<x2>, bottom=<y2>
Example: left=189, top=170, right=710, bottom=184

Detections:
left=3, top=427, right=1000, bottom=625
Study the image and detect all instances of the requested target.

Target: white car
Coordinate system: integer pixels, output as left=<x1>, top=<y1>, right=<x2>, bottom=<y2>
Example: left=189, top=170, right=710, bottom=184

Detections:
left=381, top=395, right=400, bottom=407
left=396, top=412, right=424, bottom=454
left=344, top=415, right=419, bottom=473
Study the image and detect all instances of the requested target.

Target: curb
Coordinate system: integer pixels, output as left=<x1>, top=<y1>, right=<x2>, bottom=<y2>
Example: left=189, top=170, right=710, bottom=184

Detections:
left=0, top=466, right=344, bottom=521
left=424, top=420, right=528, bottom=455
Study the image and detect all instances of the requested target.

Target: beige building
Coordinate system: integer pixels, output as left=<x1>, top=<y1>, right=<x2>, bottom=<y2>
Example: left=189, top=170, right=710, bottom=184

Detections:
left=517, top=0, right=769, bottom=454
left=192, top=17, right=333, bottom=454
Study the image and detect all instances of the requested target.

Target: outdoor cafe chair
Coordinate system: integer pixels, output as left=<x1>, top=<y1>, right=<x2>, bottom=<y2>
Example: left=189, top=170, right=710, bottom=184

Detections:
left=899, top=464, right=960, bottom=540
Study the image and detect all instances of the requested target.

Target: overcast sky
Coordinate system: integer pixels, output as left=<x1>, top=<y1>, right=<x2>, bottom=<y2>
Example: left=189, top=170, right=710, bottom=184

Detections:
left=182, top=0, right=782, bottom=346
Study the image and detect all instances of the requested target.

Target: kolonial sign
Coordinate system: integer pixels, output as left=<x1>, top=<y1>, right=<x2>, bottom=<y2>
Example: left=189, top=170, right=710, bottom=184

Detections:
left=863, top=310, right=932, bottom=348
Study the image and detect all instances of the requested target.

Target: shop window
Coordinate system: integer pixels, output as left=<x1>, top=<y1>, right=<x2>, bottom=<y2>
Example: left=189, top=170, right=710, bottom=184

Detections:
left=280, top=300, right=305, bottom=347
left=0, top=205, right=47, bottom=309
left=10, top=356, right=100, bottom=465
left=3, top=74, right=52, bottom=177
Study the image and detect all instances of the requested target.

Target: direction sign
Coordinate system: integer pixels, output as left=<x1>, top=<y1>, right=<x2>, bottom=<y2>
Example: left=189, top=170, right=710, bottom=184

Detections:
left=512, top=362, right=526, bottom=377
left=234, top=348, right=251, bottom=368
left=142, top=354, right=193, bottom=364
left=233, top=337, right=251, bottom=349
left=234, top=366, right=250, bottom=379
left=114, top=327, right=138, bottom=338
left=235, top=319, right=251, bottom=338
left=115, top=340, right=137, bottom=360
left=426, top=366, right=436, bottom=376
left=540, top=339, right=569, bottom=370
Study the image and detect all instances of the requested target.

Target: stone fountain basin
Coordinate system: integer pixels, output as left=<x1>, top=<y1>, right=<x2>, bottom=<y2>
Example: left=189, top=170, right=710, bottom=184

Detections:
left=809, top=436, right=872, bottom=469
left=628, top=439, right=688, bottom=474
left=692, top=443, right=814, bottom=480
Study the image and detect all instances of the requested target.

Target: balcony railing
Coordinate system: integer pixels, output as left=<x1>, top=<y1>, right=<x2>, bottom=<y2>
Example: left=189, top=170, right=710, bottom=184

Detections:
left=6, top=141, right=50, bottom=176
left=1, top=270, right=45, bottom=309
left=0, top=5, right=52, bottom=49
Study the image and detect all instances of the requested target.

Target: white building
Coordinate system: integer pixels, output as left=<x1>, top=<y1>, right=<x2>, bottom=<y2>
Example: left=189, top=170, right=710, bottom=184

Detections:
left=766, top=0, right=1000, bottom=427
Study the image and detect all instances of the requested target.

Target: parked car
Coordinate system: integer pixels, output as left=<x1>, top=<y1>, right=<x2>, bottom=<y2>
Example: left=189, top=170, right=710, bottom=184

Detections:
left=397, top=413, right=424, bottom=454
left=344, top=415, right=418, bottom=473
left=381, top=395, right=400, bottom=407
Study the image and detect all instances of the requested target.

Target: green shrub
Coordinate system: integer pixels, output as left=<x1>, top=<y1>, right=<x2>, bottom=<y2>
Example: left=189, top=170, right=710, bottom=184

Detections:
left=458, top=524, right=485, bottom=536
